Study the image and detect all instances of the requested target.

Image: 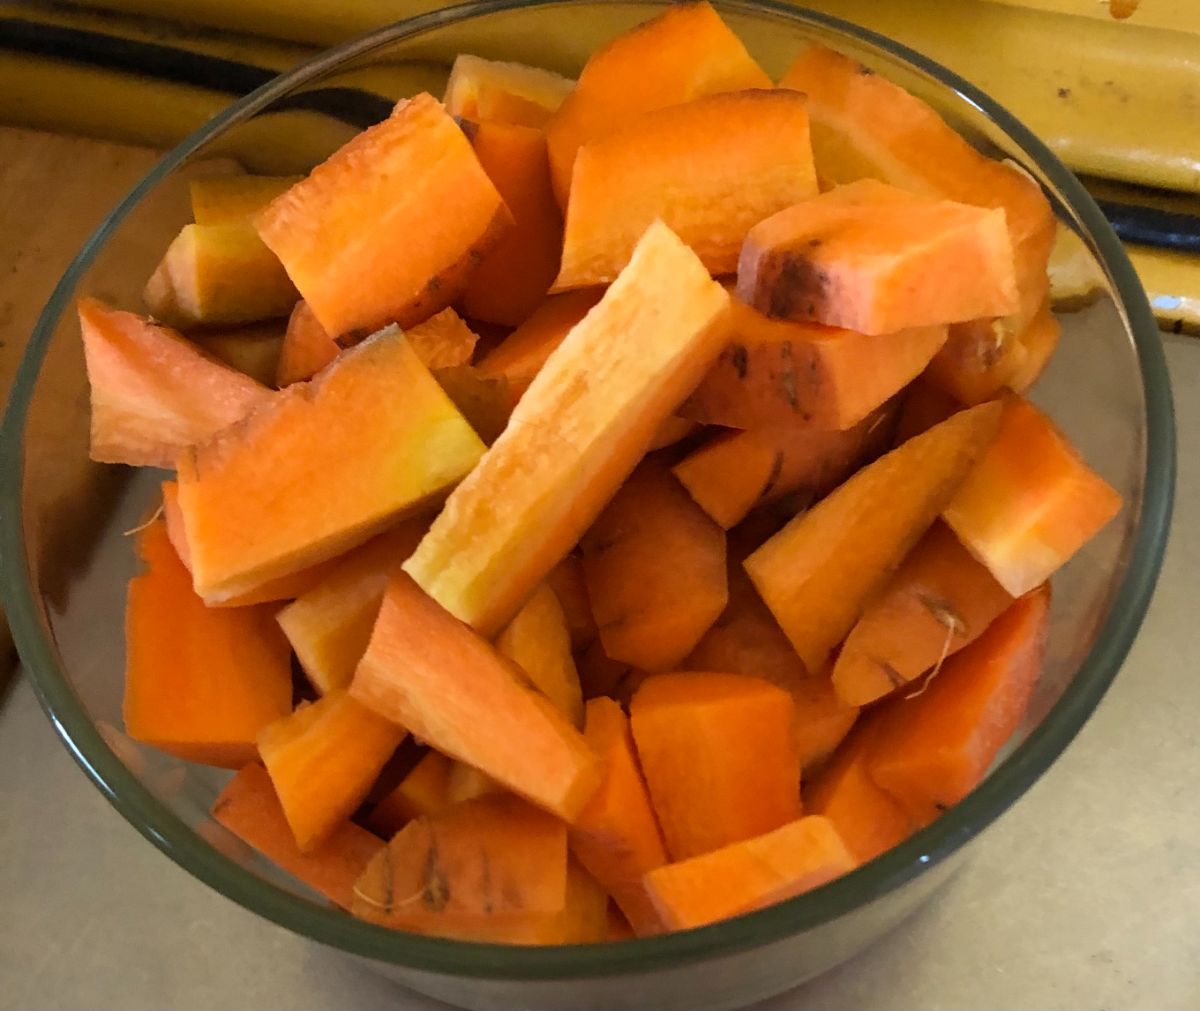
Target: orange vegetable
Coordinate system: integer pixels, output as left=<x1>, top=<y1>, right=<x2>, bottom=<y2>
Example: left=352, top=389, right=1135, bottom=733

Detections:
left=445, top=761, right=506, bottom=806
left=606, top=904, right=636, bottom=941
left=459, top=120, right=563, bottom=327
left=403, top=221, right=732, bottom=636
left=194, top=319, right=285, bottom=387
left=275, top=516, right=431, bottom=694
left=79, top=297, right=273, bottom=469
left=630, top=673, right=801, bottom=860
left=276, top=300, right=340, bottom=386
left=569, top=698, right=669, bottom=935
left=738, top=179, right=1018, bottom=334
left=162, top=479, right=340, bottom=608
left=803, top=718, right=914, bottom=864
left=352, top=795, right=579, bottom=942
left=496, top=582, right=584, bottom=727
left=544, top=0, right=770, bottom=205
left=833, top=522, right=1014, bottom=706
left=404, top=307, right=479, bottom=368
left=647, top=415, right=699, bottom=451
left=255, top=93, right=511, bottom=339
left=430, top=365, right=513, bottom=445
left=581, top=461, right=727, bottom=671
left=177, top=328, right=484, bottom=603
left=681, top=297, right=946, bottom=430
left=350, top=573, right=600, bottom=822
left=685, top=564, right=858, bottom=772
left=574, top=640, right=651, bottom=706
left=942, top=395, right=1122, bottom=596
left=867, top=586, right=1050, bottom=823
left=1007, top=298, right=1061, bottom=394
left=212, top=763, right=383, bottom=909
left=475, top=289, right=603, bottom=401
left=555, top=89, right=817, bottom=288
left=643, top=815, right=854, bottom=930
left=892, top=377, right=963, bottom=446
left=366, top=749, right=453, bottom=838
left=443, top=54, right=573, bottom=129
left=671, top=406, right=892, bottom=530
left=258, top=690, right=406, bottom=852
left=190, top=173, right=303, bottom=225
left=123, top=521, right=291, bottom=768
left=745, top=401, right=1002, bottom=674
left=545, top=554, right=597, bottom=649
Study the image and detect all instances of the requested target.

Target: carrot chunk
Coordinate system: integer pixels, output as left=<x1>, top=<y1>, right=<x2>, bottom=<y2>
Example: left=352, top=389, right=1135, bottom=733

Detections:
left=496, top=582, right=584, bottom=727
left=630, top=673, right=800, bottom=860
left=443, top=54, right=573, bottom=129
left=545, top=554, right=598, bottom=650
left=276, top=300, right=339, bottom=386
left=366, top=749, right=454, bottom=837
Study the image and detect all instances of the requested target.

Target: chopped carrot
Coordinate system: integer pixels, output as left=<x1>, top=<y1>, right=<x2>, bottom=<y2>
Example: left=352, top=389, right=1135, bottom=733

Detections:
left=737, top=179, right=1018, bottom=334
left=276, top=300, right=340, bottom=386
left=570, top=698, right=669, bottom=936
left=891, top=377, right=963, bottom=446
left=833, top=522, right=1014, bottom=706
left=544, top=0, right=770, bottom=205
left=404, top=307, right=479, bottom=369
left=581, top=460, right=727, bottom=671
left=867, top=586, right=1050, bottom=823
left=802, top=717, right=914, bottom=863
left=459, top=120, right=564, bottom=327
left=545, top=554, right=598, bottom=650
left=365, top=749, right=454, bottom=838
left=123, top=521, right=291, bottom=768
left=429, top=365, right=513, bottom=445
left=745, top=401, right=1002, bottom=674
left=257, top=690, right=406, bottom=852
left=212, top=763, right=384, bottom=909
left=496, top=582, right=584, bottom=727
left=942, top=394, right=1122, bottom=596
left=574, top=640, right=652, bottom=706
left=445, top=761, right=506, bottom=806
left=630, top=673, right=800, bottom=860
left=555, top=89, right=817, bottom=287
left=643, top=816, right=855, bottom=930
left=1006, top=298, right=1061, bottom=394
left=443, top=54, right=573, bottom=129
left=350, top=573, right=600, bottom=822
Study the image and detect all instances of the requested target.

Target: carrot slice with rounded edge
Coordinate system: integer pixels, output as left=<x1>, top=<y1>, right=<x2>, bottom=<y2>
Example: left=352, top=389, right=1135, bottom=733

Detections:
left=867, top=586, right=1050, bottom=824
left=942, top=394, right=1122, bottom=597
left=745, top=401, right=1002, bottom=675
left=213, top=763, right=383, bottom=909
left=350, top=572, right=600, bottom=823
left=581, top=460, right=727, bottom=672
left=644, top=815, right=854, bottom=930
left=258, top=690, right=406, bottom=853
left=366, top=749, right=454, bottom=838
left=555, top=89, right=817, bottom=288
left=123, top=521, right=291, bottom=769
left=738, top=180, right=1018, bottom=335
left=544, top=1, right=770, bottom=206
left=630, top=673, right=800, bottom=861
left=570, top=698, right=669, bottom=936
left=833, top=521, right=1014, bottom=707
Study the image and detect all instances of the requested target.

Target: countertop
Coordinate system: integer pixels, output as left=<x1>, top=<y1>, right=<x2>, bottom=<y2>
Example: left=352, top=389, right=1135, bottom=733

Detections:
left=1, top=129, right=1198, bottom=1011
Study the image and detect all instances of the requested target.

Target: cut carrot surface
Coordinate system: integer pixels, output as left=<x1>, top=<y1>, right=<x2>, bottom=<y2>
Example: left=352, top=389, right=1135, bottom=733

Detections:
left=177, top=328, right=484, bottom=603
left=256, top=93, right=511, bottom=339
left=366, top=749, right=454, bottom=838
left=682, top=297, right=946, bottom=431
left=544, top=0, right=770, bottom=205
left=403, top=221, right=731, bottom=636
left=496, top=582, right=584, bottom=727
left=644, top=815, right=854, bottom=930
left=833, top=522, right=1014, bottom=706
left=569, top=698, right=669, bottom=935
left=738, top=179, right=1018, bottom=335
left=581, top=461, right=727, bottom=671
left=213, top=763, right=384, bottom=909
left=942, top=395, right=1122, bottom=597
left=555, top=89, right=816, bottom=288
left=258, top=690, right=406, bottom=852
left=443, top=54, right=574, bottom=129
left=803, top=717, right=915, bottom=864
left=80, top=297, right=273, bottom=469
left=630, top=673, right=800, bottom=861
left=746, top=401, right=1002, bottom=675
left=867, top=586, right=1050, bottom=824
left=350, top=573, right=599, bottom=822
left=276, top=516, right=430, bottom=694
left=276, top=300, right=340, bottom=386
left=123, top=521, right=291, bottom=768
left=459, top=120, right=563, bottom=327
left=404, top=307, right=479, bottom=369
left=672, top=406, right=890, bottom=530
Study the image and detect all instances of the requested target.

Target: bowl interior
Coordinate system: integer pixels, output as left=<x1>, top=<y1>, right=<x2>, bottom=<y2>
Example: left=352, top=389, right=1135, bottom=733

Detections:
left=0, top=0, right=1172, bottom=982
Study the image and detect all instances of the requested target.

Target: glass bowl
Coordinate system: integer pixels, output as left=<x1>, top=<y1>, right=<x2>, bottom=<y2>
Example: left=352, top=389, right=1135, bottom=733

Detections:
left=0, top=2, right=1174, bottom=1009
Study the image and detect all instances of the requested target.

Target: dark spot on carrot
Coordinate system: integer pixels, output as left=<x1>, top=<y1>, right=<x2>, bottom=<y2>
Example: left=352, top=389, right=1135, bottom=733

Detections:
left=1057, top=87, right=1071, bottom=99
left=934, top=801, right=949, bottom=812
left=426, top=275, right=443, bottom=293
left=917, top=593, right=966, bottom=635
left=421, top=834, right=450, bottom=911
left=766, top=253, right=829, bottom=320
left=758, top=451, right=786, bottom=503
left=730, top=344, right=749, bottom=379
left=778, top=341, right=799, bottom=409
left=857, top=64, right=875, bottom=76
left=381, top=847, right=395, bottom=913
left=874, top=658, right=907, bottom=689
left=335, top=327, right=370, bottom=349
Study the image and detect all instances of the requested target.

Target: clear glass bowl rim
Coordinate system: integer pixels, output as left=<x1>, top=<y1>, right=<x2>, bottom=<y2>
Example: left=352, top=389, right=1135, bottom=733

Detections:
left=0, top=0, right=1175, bottom=982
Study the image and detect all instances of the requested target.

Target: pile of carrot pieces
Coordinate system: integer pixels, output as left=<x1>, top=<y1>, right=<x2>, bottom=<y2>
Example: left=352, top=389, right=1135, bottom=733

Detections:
left=84, top=2, right=1122, bottom=943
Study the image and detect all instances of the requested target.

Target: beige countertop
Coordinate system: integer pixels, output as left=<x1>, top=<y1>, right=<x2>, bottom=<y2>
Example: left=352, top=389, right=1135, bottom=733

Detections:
left=1, top=128, right=1197, bottom=1011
